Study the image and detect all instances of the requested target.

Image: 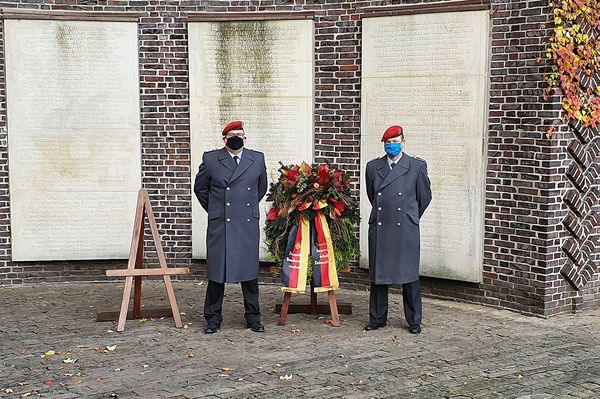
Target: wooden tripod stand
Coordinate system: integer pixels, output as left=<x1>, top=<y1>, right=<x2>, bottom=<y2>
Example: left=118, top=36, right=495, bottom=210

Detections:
left=96, top=189, right=190, bottom=332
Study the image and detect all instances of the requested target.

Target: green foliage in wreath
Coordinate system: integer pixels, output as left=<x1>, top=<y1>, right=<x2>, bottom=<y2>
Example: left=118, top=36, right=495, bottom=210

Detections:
left=264, top=162, right=360, bottom=274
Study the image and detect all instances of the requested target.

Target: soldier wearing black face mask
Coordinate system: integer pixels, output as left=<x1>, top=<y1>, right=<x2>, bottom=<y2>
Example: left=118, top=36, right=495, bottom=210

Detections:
left=194, top=120, right=268, bottom=334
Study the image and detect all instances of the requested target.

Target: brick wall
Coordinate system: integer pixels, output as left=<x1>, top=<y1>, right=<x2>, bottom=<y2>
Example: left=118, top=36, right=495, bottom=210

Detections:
left=0, top=0, right=596, bottom=317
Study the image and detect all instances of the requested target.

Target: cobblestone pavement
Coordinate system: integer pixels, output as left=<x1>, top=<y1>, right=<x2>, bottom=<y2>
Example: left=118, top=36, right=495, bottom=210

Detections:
left=1, top=281, right=599, bottom=399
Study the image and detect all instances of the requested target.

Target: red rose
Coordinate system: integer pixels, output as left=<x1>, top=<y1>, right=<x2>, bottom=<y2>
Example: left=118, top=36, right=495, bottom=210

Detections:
left=317, top=164, right=330, bottom=184
left=267, top=207, right=278, bottom=221
left=285, top=165, right=300, bottom=182
left=334, top=201, right=345, bottom=215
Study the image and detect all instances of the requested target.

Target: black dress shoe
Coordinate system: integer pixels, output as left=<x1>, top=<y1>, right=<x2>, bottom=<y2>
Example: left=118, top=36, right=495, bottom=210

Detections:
left=364, top=323, right=386, bottom=331
left=408, top=325, right=421, bottom=334
left=204, top=325, right=220, bottom=334
left=246, top=322, right=265, bottom=333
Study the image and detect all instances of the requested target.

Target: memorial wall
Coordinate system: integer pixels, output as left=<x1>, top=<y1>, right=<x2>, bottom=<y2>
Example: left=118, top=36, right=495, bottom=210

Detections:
left=0, top=1, right=588, bottom=316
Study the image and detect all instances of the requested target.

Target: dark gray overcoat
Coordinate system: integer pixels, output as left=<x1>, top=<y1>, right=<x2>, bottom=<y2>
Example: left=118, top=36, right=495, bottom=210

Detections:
left=194, top=147, right=268, bottom=283
left=365, top=153, right=432, bottom=285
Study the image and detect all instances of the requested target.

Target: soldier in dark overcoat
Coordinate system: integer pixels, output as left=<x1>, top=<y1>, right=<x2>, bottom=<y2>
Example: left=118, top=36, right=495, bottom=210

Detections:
left=194, top=120, right=268, bottom=334
left=364, top=125, right=432, bottom=334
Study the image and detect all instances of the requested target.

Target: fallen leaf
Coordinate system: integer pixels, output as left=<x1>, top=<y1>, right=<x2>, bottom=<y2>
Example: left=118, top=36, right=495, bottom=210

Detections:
left=275, top=363, right=281, bottom=367
left=4, top=388, right=14, bottom=393
left=114, top=368, right=122, bottom=372
left=143, top=364, right=149, bottom=368
left=221, top=367, right=234, bottom=371
left=183, top=325, right=189, bottom=329
left=63, top=358, right=77, bottom=364
left=44, top=350, right=56, bottom=358
left=218, top=374, right=228, bottom=377
left=17, top=381, right=29, bottom=386
left=106, top=345, right=117, bottom=352
left=518, top=374, right=523, bottom=379
left=339, top=354, right=345, bottom=358
left=180, top=312, right=187, bottom=316
left=18, top=350, right=28, bottom=355
left=279, top=373, right=293, bottom=380
left=64, top=373, right=73, bottom=377
left=73, top=380, right=83, bottom=385
left=21, top=392, right=33, bottom=398
left=411, top=388, right=417, bottom=393
left=237, top=377, right=244, bottom=382
left=291, top=328, right=301, bottom=334
left=187, top=352, right=195, bottom=358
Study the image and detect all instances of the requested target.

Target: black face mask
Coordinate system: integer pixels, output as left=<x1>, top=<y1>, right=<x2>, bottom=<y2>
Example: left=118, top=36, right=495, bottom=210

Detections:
left=226, top=136, right=244, bottom=150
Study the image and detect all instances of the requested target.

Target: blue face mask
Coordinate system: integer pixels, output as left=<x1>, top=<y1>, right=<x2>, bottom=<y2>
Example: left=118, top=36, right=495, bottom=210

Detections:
left=384, top=142, right=402, bottom=158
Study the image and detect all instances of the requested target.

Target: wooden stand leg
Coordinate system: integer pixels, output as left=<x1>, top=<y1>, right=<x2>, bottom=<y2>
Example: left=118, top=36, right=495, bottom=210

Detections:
left=117, top=276, right=134, bottom=332
left=278, top=292, right=292, bottom=326
left=132, top=225, right=144, bottom=319
left=163, top=275, right=183, bottom=327
left=328, top=290, right=341, bottom=327
left=310, top=279, right=317, bottom=315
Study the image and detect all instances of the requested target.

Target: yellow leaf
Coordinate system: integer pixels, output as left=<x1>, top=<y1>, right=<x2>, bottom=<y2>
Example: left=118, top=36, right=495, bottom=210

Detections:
left=73, top=380, right=83, bottom=385
left=187, top=352, right=195, bottom=358
left=221, top=367, right=235, bottom=371
left=17, top=381, right=28, bottom=386
left=106, top=345, right=117, bottom=352
left=63, top=358, right=77, bottom=364
left=44, top=350, right=56, bottom=357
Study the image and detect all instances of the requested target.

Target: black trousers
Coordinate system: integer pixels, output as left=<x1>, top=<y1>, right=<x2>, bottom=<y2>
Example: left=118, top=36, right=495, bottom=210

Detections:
left=369, top=279, right=422, bottom=327
left=203, top=279, right=261, bottom=327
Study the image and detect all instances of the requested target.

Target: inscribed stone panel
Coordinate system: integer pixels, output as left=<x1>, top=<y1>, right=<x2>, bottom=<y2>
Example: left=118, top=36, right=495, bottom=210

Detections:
left=189, top=20, right=314, bottom=260
left=360, top=11, right=489, bottom=282
left=5, top=20, right=141, bottom=260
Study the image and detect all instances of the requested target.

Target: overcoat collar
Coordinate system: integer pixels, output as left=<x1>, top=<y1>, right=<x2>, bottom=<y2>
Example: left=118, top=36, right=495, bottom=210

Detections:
left=377, top=154, right=410, bottom=190
left=218, top=147, right=255, bottom=183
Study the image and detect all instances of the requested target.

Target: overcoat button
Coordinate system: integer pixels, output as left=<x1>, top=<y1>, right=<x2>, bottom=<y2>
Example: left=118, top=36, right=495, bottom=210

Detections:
left=226, top=218, right=231, bottom=222
left=377, top=222, right=382, bottom=226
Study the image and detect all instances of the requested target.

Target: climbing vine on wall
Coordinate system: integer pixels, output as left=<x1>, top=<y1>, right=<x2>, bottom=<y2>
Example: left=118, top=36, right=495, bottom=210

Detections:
left=545, top=0, right=600, bottom=137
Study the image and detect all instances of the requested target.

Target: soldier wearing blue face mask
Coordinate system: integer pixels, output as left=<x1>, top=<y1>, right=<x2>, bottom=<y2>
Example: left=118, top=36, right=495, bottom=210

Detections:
left=364, top=125, right=432, bottom=334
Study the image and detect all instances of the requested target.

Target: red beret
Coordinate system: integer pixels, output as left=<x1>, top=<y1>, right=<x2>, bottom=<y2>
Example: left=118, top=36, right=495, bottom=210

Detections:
left=381, top=125, right=403, bottom=142
left=222, top=120, right=244, bottom=135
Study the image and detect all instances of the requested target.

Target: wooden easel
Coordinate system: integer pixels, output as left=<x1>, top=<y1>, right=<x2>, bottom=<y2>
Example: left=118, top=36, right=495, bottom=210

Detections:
left=276, top=278, right=352, bottom=327
left=96, top=189, right=190, bottom=332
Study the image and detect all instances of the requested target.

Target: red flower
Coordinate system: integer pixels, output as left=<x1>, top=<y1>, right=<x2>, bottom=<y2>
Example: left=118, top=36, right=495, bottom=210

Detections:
left=284, top=165, right=300, bottom=182
left=334, top=201, right=345, bottom=215
left=267, top=207, right=278, bottom=221
left=317, top=164, right=330, bottom=184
